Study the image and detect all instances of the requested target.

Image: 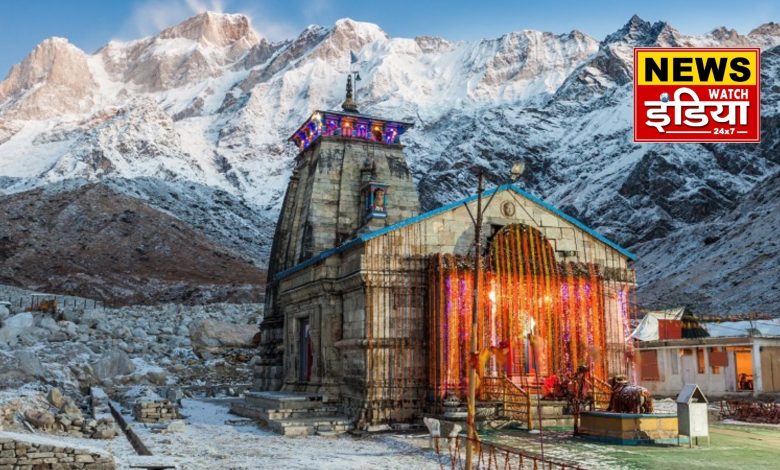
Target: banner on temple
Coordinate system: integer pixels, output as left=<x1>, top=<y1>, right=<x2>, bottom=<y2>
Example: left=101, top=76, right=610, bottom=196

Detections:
left=633, top=47, right=760, bottom=143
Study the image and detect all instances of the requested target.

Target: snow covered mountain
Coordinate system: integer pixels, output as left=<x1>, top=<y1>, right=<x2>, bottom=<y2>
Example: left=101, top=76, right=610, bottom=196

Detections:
left=0, top=12, right=778, bottom=313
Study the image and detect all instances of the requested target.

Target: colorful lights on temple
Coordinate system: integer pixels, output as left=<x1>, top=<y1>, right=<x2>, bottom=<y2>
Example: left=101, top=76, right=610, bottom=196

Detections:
left=289, top=110, right=412, bottom=151
left=428, top=224, right=634, bottom=399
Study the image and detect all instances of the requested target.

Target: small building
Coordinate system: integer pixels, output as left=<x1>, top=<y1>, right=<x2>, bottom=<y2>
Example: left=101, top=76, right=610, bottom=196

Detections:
left=635, top=312, right=780, bottom=397
left=253, top=78, right=639, bottom=429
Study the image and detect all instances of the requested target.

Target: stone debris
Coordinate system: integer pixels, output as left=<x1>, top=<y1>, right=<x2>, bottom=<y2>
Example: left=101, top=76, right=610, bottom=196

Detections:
left=0, top=432, right=115, bottom=469
left=18, top=388, right=118, bottom=440
left=133, top=400, right=181, bottom=424
left=0, top=299, right=262, bottom=391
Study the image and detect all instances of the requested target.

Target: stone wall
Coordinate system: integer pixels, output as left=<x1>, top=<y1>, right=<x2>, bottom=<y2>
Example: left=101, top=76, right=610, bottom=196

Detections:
left=133, top=400, right=181, bottom=423
left=0, top=432, right=114, bottom=469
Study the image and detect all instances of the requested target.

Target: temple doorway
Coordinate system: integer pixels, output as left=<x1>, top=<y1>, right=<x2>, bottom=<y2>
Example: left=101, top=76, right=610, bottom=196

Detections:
left=298, top=318, right=312, bottom=382
left=428, top=224, right=629, bottom=399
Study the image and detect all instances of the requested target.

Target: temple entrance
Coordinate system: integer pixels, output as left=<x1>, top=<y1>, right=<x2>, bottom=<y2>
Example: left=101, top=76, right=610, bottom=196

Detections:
left=428, top=224, right=631, bottom=399
left=298, top=318, right=312, bottom=382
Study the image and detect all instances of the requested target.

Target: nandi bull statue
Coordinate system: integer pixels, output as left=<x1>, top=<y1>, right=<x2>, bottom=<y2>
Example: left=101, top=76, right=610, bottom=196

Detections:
left=607, top=375, right=654, bottom=414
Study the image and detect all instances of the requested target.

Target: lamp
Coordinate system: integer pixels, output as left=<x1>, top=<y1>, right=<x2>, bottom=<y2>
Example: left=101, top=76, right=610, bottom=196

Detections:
left=510, top=161, right=525, bottom=182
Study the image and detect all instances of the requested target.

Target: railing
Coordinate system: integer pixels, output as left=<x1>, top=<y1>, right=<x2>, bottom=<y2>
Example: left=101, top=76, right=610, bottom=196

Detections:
left=432, top=436, right=587, bottom=470
left=586, top=376, right=612, bottom=411
left=0, top=295, right=105, bottom=311
left=481, top=374, right=533, bottom=430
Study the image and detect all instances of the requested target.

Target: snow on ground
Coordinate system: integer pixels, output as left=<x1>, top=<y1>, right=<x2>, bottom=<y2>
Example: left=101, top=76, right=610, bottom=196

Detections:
left=129, top=399, right=441, bottom=470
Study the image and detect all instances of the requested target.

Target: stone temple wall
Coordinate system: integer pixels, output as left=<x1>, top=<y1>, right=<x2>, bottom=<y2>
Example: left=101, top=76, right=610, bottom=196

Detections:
left=258, top=135, right=421, bottom=392
left=268, top=188, right=636, bottom=428
left=0, top=432, right=114, bottom=469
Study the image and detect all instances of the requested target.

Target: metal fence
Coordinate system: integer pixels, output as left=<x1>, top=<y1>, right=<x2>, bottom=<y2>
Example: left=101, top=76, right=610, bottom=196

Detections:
left=0, top=294, right=104, bottom=311
left=433, top=436, right=587, bottom=470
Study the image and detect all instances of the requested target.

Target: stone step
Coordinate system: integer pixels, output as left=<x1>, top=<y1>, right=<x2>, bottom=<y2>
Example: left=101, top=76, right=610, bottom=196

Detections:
left=268, top=415, right=355, bottom=437
left=244, top=391, right=324, bottom=411
left=265, top=407, right=340, bottom=420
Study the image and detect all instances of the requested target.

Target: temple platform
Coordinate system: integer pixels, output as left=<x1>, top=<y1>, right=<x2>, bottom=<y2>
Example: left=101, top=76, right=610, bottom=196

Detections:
left=440, top=398, right=575, bottom=430
left=578, top=411, right=685, bottom=445
left=230, top=391, right=354, bottom=437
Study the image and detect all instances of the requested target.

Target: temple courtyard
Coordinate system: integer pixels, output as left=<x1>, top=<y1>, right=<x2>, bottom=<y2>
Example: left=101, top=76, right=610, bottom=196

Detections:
left=127, top=399, right=780, bottom=469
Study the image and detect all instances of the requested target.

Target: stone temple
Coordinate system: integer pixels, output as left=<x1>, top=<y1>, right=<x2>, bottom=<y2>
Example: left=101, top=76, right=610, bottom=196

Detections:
left=244, top=77, right=638, bottom=433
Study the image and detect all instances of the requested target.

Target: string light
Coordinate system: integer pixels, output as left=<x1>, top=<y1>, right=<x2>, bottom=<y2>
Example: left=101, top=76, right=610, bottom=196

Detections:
left=429, top=225, right=633, bottom=398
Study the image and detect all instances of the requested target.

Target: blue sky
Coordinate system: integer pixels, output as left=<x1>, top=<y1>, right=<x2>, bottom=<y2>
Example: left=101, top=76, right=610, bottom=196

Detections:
left=1, top=0, right=778, bottom=76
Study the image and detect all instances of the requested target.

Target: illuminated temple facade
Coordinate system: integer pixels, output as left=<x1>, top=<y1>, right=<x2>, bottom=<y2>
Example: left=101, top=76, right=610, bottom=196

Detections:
left=254, top=79, right=637, bottom=429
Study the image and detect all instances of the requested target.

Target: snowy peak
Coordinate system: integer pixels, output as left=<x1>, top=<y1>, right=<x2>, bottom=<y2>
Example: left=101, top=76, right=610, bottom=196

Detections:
left=604, top=14, right=677, bottom=46
left=748, top=22, right=780, bottom=47
left=0, top=37, right=96, bottom=118
left=158, top=12, right=261, bottom=48
left=331, top=18, right=389, bottom=45
left=475, top=29, right=598, bottom=99
left=306, top=18, right=389, bottom=62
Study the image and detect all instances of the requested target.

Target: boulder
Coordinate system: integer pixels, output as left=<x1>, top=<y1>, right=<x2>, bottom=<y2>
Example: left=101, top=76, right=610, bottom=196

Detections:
left=0, top=303, right=10, bottom=321
left=0, top=312, right=34, bottom=345
left=48, top=387, right=65, bottom=409
left=0, top=350, right=46, bottom=386
left=189, top=320, right=259, bottom=357
left=24, top=409, right=55, bottom=430
left=14, top=350, right=46, bottom=378
left=38, top=316, right=59, bottom=332
left=80, top=309, right=105, bottom=328
left=92, top=420, right=117, bottom=439
left=92, top=349, right=136, bottom=381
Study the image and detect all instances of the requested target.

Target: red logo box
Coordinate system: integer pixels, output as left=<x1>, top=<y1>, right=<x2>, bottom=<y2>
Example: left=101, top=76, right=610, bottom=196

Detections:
left=633, top=48, right=760, bottom=143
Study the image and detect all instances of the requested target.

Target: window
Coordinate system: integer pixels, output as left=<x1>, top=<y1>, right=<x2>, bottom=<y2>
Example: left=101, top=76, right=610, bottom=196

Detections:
left=697, top=348, right=705, bottom=374
left=669, top=349, right=679, bottom=375
left=710, top=347, right=728, bottom=374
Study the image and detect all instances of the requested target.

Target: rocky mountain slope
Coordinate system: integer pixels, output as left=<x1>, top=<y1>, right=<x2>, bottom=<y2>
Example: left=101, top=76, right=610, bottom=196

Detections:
left=0, top=12, right=778, bottom=313
left=0, top=183, right=265, bottom=304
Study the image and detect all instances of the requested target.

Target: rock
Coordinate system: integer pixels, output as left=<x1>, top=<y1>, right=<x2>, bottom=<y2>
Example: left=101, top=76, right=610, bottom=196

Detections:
left=38, top=316, right=59, bottom=332
left=189, top=319, right=259, bottom=357
left=114, top=326, right=132, bottom=340
left=80, top=309, right=105, bottom=328
left=62, top=400, right=82, bottom=417
left=14, top=350, right=46, bottom=378
left=49, top=330, right=70, bottom=342
left=164, top=419, right=186, bottom=433
left=0, top=303, right=10, bottom=321
left=92, top=421, right=117, bottom=439
left=48, top=387, right=65, bottom=409
left=61, top=321, right=79, bottom=336
left=0, top=312, right=34, bottom=345
left=146, top=370, right=167, bottom=385
left=60, top=308, right=81, bottom=323
left=92, top=350, right=135, bottom=381
left=24, top=409, right=55, bottom=430
left=133, top=328, right=149, bottom=341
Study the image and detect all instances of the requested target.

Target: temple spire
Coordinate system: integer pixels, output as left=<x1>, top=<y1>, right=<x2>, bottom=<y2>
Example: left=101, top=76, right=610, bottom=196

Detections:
left=341, top=74, right=359, bottom=113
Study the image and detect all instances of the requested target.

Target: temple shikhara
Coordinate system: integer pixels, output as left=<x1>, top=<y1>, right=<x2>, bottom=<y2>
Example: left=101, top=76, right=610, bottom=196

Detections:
left=246, top=77, right=638, bottom=431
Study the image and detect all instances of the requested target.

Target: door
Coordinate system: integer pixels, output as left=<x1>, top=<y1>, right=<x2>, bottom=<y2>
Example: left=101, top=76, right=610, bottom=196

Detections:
left=298, top=318, right=312, bottom=382
left=682, top=350, right=696, bottom=385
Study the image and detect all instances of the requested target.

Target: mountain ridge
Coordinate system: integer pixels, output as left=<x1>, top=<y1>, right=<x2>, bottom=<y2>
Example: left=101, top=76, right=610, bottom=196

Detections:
left=0, top=12, right=778, bottom=313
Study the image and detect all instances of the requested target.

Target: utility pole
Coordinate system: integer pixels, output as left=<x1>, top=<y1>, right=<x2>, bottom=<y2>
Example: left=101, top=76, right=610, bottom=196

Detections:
left=464, top=162, right=524, bottom=470
left=465, top=172, right=484, bottom=470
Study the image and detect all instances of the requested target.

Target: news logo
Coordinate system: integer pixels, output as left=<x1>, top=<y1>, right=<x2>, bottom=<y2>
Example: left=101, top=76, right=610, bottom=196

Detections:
left=633, top=48, right=760, bottom=143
